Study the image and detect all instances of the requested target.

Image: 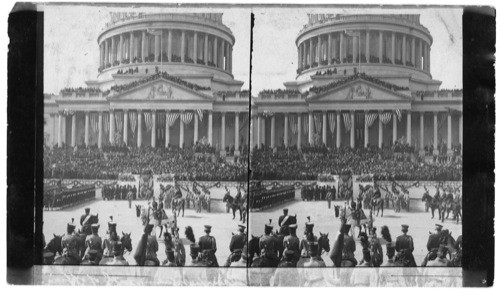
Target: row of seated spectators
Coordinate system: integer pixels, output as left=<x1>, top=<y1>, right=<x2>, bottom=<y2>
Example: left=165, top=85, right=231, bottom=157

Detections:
left=60, top=87, right=102, bottom=97
left=44, top=144, right=247, bottom=181
left=250, top=145, right=462, bottom=181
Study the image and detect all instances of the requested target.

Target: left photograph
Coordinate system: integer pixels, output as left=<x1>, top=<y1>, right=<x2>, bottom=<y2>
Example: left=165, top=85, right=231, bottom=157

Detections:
left=42, top=4, right=250, bottom=267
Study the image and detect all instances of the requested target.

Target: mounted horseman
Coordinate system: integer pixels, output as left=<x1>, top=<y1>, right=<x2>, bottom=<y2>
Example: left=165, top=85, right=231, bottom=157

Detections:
left=278, top=208, right=297, bottom=236
left=224, top=224, right=247, bottom=267
left=299, top=217, right=318, bottom=258
left=395, top=224, right=417, bottom=267
left=421, top=224, right=443, bottom=266
left=55, top=219, right=82, bottom=265
left=282, top=224, right=300, bottom=266
left=259, top=220, right=279, bottom=267
left=198, top=225, right=219, bottom=267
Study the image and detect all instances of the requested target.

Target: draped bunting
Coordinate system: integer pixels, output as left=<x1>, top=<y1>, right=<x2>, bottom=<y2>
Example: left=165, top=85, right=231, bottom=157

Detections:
left=129, top=111, right=137, bottom=134
left=115, top=111, right=123, bottom=132
left=342, top=113, right=352, bottom=132
left=395, top=109, right=402, bottom=122
left=90, top=113, right=98, bottom=133
left=289, top=114, right=297, bottom=135
left=302, top=114, right=308, bottom=134
left=328, top=112, right=336, bottom=134
left=144, top=112, right=153, bottom=131
left=197, top=109, right=204, bottom=122
left=379, top=112, right=392, bottom=125
left=365, top=113, right=378, bottom=128
left=180, top=111, right=193, bottom=125
left=165, top=112, right=179, bottom=127
left=314, top=113, right=322, bottom=133
left=103, top=112, right=110, bottom=133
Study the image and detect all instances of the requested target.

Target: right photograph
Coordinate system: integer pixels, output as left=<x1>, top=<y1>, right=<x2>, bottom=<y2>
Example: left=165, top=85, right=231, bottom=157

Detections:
left=248, top=8, right=462, bottom=275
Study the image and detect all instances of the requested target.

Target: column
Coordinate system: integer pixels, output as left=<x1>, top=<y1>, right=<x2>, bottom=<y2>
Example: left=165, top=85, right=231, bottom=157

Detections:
left=322, top=112, right=327, bottom=145
left=459, top=112, right=463, bottom=154
left=309, top=38, right=313, bottom=65
left=378, top=111, right=383, bottom=148
left=257, top=115, right=262, bottom=148
left=180, top=30, right=186, bottom=62
left=392, top=111, right=397, bottom=143
left=155, top=34, right=160, bottom=62
left=353, top=33, right=357, bottom=62
left=284, top=113, right=289, bottom=147
left=420, top=112, right=425, bottom=151
left=204, top=34, right=208, bottom=65
left=332, top=35, right=337, bottom=60
left=418, top=39, right=422, bottom=69
left=123, top=110, right=128, bottom=146
left=261, top=117, right=266, bottom=147
left=141, top=31, right=146, bottom=60
left=109, top=110, right=115, bottom=145
left=327, top=34, right=332, bottom=65
left=118, top=34, right=123, bottom=62
left=433, top=112, right=438, bottom=154
left=336, top=112, right=341, bottom=148
left=302, top=43, right=306, bottom=67
left=98, top=112, right=103, bottom=149
left=406, top=111, right=411, bottom=144
left=194, top=112, right=199, bottom=143
left=104, top=39, right=109, bottom=66
left=365, top=30, right=370, bottom=63
left=71, top=113, right=76, bottom=147
left=298, top=45, right=302, bottom=68
left=340, top=32, right=344, bottom=63
left=411, top=37, right=416, bottom=67
left=168, top=30, right=172, bottom=61
left=317, top=35, right=321, bottom=63
left=234, top=112, right=239, bottom=152
left=180, top=112, right=185, bottom=148
left=208, top=111, right=213, bottom=146
left=151, top=111, right=156, bottom=148
left=391, top=32, right=395, bottom=64
left=428, top=45, right=431, bottom=73
left=297, top=113, right=302, bottom=150
left=378, top=31, right=383, bottom=63
left=111, top=37, right=116, bottom=63
left=364, top=112, right=369, bottom=148
left=193, top=31, right=198, bottom=62
left=402, top=34, right=406, bottom=65
left=220, top=112, right=226, bottom=151
left=221, top=40, right=226, bottom=69
left=213, top=37, right=218, bottom=67
left=57, top=113, right=62, bottom=147
left=350, top=111, right=355, bottom=148
left=137, top=111, right=142, bottom=148
left=84, top=112, right=89, bottom=147
left=270, top=115, right=276, bottom=148
left=165, top=112, right=170, bottom=148
left=99, top=43, right=103, bottom=67
left=129, top=32, right=133, bottom=60
left=308, top=112, right=313, bottom=145
left=447, top=112, right=452, bottom=152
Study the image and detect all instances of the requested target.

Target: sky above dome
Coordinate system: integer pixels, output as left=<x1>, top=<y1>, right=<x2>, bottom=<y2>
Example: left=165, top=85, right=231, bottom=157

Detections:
left=43, top=4, right=462, bottom=95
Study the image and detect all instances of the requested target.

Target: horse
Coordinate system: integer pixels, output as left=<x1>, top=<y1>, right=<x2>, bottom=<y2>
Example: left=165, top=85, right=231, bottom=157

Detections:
left=296, top=232, right=330, bottom=267
left=172, top=198, right=185, bottom=217
left=452, top=200, right=462, bottom=224
left=439, top=229, right=457, bottom=260
left=43, top=234, right=63, bottom=264
left=135, top=205, right=149, bottom=225
left=222, top=193, right=245, bottom=221
left=248, top=235, right=275, bottom=267
left=439, top=197, right=454, bottom=222
left=422, top=193, right=441, bottom=219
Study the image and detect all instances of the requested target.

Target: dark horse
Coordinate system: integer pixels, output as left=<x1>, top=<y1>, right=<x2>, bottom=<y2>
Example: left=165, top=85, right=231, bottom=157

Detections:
left=422, top=192, right=440, bottom=219
left=248, top=235, right=276, bottom=267
left=43, top=234, right=63, bottom=264
left=296, top=232, right=330, bottom=267
left=371, top=197, right=384, bottom=217
left=223, top=193, right=245, bottom=221
left=172, top=198, right=185, bottom=217
left=439, top=194, right=454, bottom=222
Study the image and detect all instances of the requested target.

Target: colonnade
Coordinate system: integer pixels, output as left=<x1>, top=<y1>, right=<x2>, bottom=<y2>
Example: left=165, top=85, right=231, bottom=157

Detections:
left=297, top=30, right=430, bottom=73
left=99, top=29, right=233, bottom=73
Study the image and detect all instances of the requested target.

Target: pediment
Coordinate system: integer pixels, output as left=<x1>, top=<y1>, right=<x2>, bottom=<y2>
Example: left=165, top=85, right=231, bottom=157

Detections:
left=108, top=78, right=214, bottom=101
left=308, top=79, right=412, bottom=102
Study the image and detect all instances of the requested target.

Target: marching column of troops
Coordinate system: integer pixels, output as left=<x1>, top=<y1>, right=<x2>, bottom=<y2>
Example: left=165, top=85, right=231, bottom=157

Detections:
left=250, top=185, right=295, bottom=210
left=102, top=184, right=137, bottom=201
left=301, top=185, right=337, bottom=205
left=43, top=185, right=96, bottom=210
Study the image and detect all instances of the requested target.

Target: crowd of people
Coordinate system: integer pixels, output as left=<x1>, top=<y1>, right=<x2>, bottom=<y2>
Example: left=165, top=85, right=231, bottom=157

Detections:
left=250, top=145, right=462, bottom=181
left=60, top=87, right=102, bottom=97
left=44, top=144, right=248, bottom=181
left=258, top=89, right=301, bottom=97
left=43, top=184, right=96, bottom=210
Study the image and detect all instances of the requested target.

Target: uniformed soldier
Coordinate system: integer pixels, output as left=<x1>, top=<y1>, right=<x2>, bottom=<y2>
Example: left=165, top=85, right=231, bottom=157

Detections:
left=144, top=223, right=160, bottom=266
left=326, top=189, right=333, bottom=209
left=81, top=249, right=99, bottom=265
left=426, top=244, right=452, bottom=267
left=259, top=220, right=278, bottom=263
left=108, top=241, right=129, bottom=266
left=127, top=188, right=133, bottom=209
left=395, top=224, right=417, bottom=267
left=84, top=223, right=103, bottom=263
left=299, top=217, right=317, bottom=257
left=278, top=250, right=295, bottom=267
left=102, top=219, right=118, bottom=257
left=278, top=208, right=289, bottom=227
left=80, top=207, right=92, bottom=235
left=198, top=225, right=218, bottom=267
left=61, top=218, right=81, bottom=264
left=225, top=224, right=246, bottom=266
left=422, top=223, right=443, bottom=266
left=369, top=227, right=383, bottom=267
left=342, top=223, right=357, bottom=266
left=278, top=208, right=294, bottom=235
left=283, top=224, right=300, bottom=266
left=303, top=241, right=326, bottom=267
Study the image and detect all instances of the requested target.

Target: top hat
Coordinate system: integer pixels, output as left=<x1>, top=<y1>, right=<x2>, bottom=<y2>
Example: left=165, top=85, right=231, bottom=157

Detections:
left=84, top=208, right=90, bottom=213
left=305, top=216, right=314, bottom=232
left=283, top=208, right=289, bottom=214
left=204, top=225, right=212, bottom=231
left=67, top=218, right=76, bottom=231
left=108, top=222, right=117, bottom=233
left=265, top=219, right=273, bottom=231
left=401, top=224, right=409, bottom=230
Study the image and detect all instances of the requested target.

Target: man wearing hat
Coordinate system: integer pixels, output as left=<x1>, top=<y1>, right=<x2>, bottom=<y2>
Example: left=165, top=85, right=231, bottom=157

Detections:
left=80, top=208, right=92, bottom=235
left=102, top=218, right=118, bottom=258
left=81, top=249, right=99, bottom=265
left=108, top=241, right=129, bottom=266
left=84, top=223, right=103, bottom=263
left=342, top=222, right=357, bottom=266
left=422, top=224, right=444, bottom=266
left=283, top=224, right=300, bottom=266
left=198, top=225, right=218, bottom=267
left=61, top=218, right=81, bottom=264
left=299, top=217, right=318, bottom=257
left=163, top=248, right=177, bottom=267
left=259, top=220, right=278, bottom=264
left=225, top=224, right=246, bottom=266
left=395, top=224, right=416, bottom=267
left=369, top=227, right=383, bottom=267
left=144, top=223, right=160, bottom=266
left=278, top=250, right=295, bottom=267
